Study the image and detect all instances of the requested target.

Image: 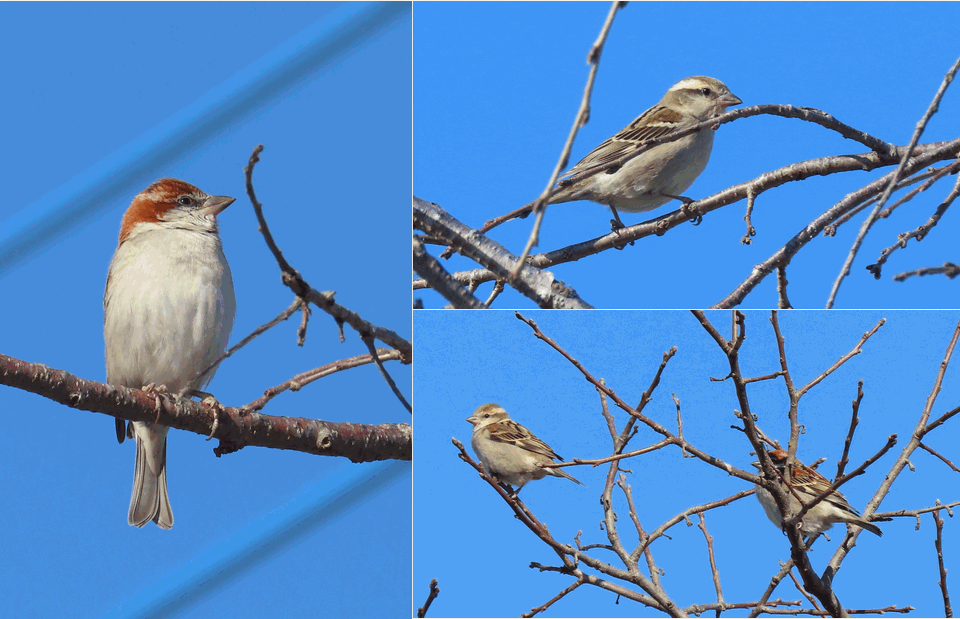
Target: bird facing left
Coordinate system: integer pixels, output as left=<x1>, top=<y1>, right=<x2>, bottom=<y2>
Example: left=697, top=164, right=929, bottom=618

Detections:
left=467, top=403, right=584, bottom=496
left=104, top=178, right=236, bottom=529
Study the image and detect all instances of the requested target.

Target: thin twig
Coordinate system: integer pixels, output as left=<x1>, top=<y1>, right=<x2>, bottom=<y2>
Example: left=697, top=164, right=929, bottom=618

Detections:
left=827, top=54, right=960, bottom=308
left=876, top=501, right=960, bottom=522
left=618, top=473, right=662, bottom=590
left=826, top=164, right=955, bottom=233
left=750, top=560, right=797, bottom=618
left=244, top=348, right=403, bottom=411
left=483, top=280, right=506, bottom=307
left=713, top=139, right=960, bottom=308
left=919, top=442, right=960, bottom=473
left=361, top=336, right=412, bottom=413
left=894, top=261, right=960, bottom=282
left=933, top=503, right=953, bottom=617
left=867, top=169, right=960, bottom=278
left=563, top=438, right=672, bottom=467
left=246, top=145, right=412, bottom=361
left=638, top=490, right=757, bottom=554
left=742, top=186, right=757, bottom=245
left=509, top=0, right=626, bottom=279
left=796, top=319, right=885, bottom=398
left=674, top=393, right=689, bottom=458
left=835, top=380, right=864, bottom=480
left=787, top=568, right=823, bottom=612
left=522, top=579, right=583, bottom=618
left=190, top=297, right=304, bottom=389
left=825, top=317, right=960, bottom=586
left=416, top=579, right=440, bottom=618
left=697, top=512, right=725, bottom=616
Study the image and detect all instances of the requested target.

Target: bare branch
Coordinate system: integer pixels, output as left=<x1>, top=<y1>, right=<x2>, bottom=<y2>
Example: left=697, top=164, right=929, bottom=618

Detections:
left=522, top=578, right=583, bottom=618
left=413, top=236, right=486, bottom=308
left=826, top=316, right=960, bottom=583
left=867, top=167, right=960, bottom=279
left=919, top=442, right=960, bottom=474
left=697, top=512, right=725, bottom=612
left=190, top=297, right=303, bottom=389
left=933, top=504, right=953, bottom=618
left=414, top=197, right=593, bottom=309
left=247, top=145, right=412, bottom=360
left=361, top=335, right=412, bottom=413
left=827, top=54, right=960, bottom=308
left=416, top=579, right=440, bottom=618
left=789, top=436, right=897, bottom=529
left=244, top=348, right=405, bottom=412
left=714, top=139, right=960, bottom=308
left=894, top=261, right=960, bottom=282
left=835, top=380, right=865, bottom=480
left=796, top=319, right=885, bottom=398
left=0, top=352, right=411, bottom=461
left=510, top=0, right=626, bottom=277
left=776, top=266, right=792, bottom=309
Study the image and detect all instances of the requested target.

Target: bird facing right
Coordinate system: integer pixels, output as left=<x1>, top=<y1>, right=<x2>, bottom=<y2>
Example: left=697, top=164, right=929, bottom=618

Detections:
left=752, top=449, right=882, bottom=538
left=105, top=178, right=236, bottom=529
left=550, top=76, right=741, bottom=220
left=466, top=403, right=583, bottom=496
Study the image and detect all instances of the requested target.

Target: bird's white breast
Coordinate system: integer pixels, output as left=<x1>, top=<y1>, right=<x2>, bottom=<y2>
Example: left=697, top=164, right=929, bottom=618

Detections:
left=104, top=227, right=235, bottom=392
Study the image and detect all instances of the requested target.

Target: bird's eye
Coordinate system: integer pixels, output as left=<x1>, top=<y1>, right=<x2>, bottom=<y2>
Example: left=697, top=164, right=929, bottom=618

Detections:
left=177, top=196, right=194, bottom=206
left=700, top=88, right=712, bottom=97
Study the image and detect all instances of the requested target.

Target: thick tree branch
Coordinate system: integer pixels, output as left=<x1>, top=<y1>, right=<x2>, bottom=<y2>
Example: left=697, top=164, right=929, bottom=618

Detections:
left=0, top=352, right=411, bottom=462
left=414, top=197, right=593, bottom=308
left=416, top=140, right=960, bottom=304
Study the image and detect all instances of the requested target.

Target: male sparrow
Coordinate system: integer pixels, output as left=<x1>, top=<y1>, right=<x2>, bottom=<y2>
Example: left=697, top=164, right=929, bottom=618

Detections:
left=466, top=403, right=583, bottom=496
left=104, top=178, right=236, bottom=529
left=752, top=449, right=882, bottom=538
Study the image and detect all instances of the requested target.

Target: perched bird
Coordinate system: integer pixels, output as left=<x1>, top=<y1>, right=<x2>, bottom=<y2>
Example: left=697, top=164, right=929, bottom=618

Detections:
left=752, top=449, right=882, bottom=537
left=105, top=178, right=236, bottom=529
left=466, top=403, right=583, bottom=496
left=484, top=76, right=741, bottom=231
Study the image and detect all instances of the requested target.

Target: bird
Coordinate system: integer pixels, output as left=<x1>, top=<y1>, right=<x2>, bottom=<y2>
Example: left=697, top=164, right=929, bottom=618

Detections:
left=752, top=449, right=882, bottom=537
left=104, top=178, right=236, bottom=529
left=466, top=403, right=583, bottom=496
left=483, top=75, right=741, bottom=231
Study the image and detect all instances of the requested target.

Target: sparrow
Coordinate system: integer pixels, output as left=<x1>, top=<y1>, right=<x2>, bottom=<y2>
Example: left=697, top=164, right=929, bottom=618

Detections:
left=485, top=76, right=741, bottom=231
left=752, top=449, right=882, bottom=538
left=104, top=178, right=236, bottom=529
left=466, top=403, right=583, bottom=496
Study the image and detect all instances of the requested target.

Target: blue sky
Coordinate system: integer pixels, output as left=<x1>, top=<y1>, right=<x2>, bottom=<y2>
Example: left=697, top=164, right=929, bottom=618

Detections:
left=413, top=310, right=960, bottom=617
left=0, top=3, right=410, bottom=618
left=413, top=2, right=960, bottom=309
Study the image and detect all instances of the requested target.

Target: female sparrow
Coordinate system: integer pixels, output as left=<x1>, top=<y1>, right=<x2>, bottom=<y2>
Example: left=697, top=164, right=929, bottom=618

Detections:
left=488, top=76, right=741, bottom=230
left=466, top=403, right=583, bottom=496
left=752, top=449, right=882, bottom=537
left=104, top=178, right=236, bottom=529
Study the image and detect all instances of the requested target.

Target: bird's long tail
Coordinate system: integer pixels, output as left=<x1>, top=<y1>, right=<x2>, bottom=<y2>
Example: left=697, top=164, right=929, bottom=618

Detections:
left=128, top=422, right=174, bottom=529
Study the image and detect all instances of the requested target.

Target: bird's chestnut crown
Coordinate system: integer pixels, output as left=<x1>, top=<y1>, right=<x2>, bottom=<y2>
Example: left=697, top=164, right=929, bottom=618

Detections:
left=117, top=178, right=234, bottom=244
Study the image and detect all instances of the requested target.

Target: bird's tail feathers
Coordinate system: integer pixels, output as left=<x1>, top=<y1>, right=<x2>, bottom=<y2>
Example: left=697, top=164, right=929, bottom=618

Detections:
left=128, top=424, right=174, bottom=529
left=550, top=466, right=585, bottom=486
left=844, top=517, right=882, bottom=537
